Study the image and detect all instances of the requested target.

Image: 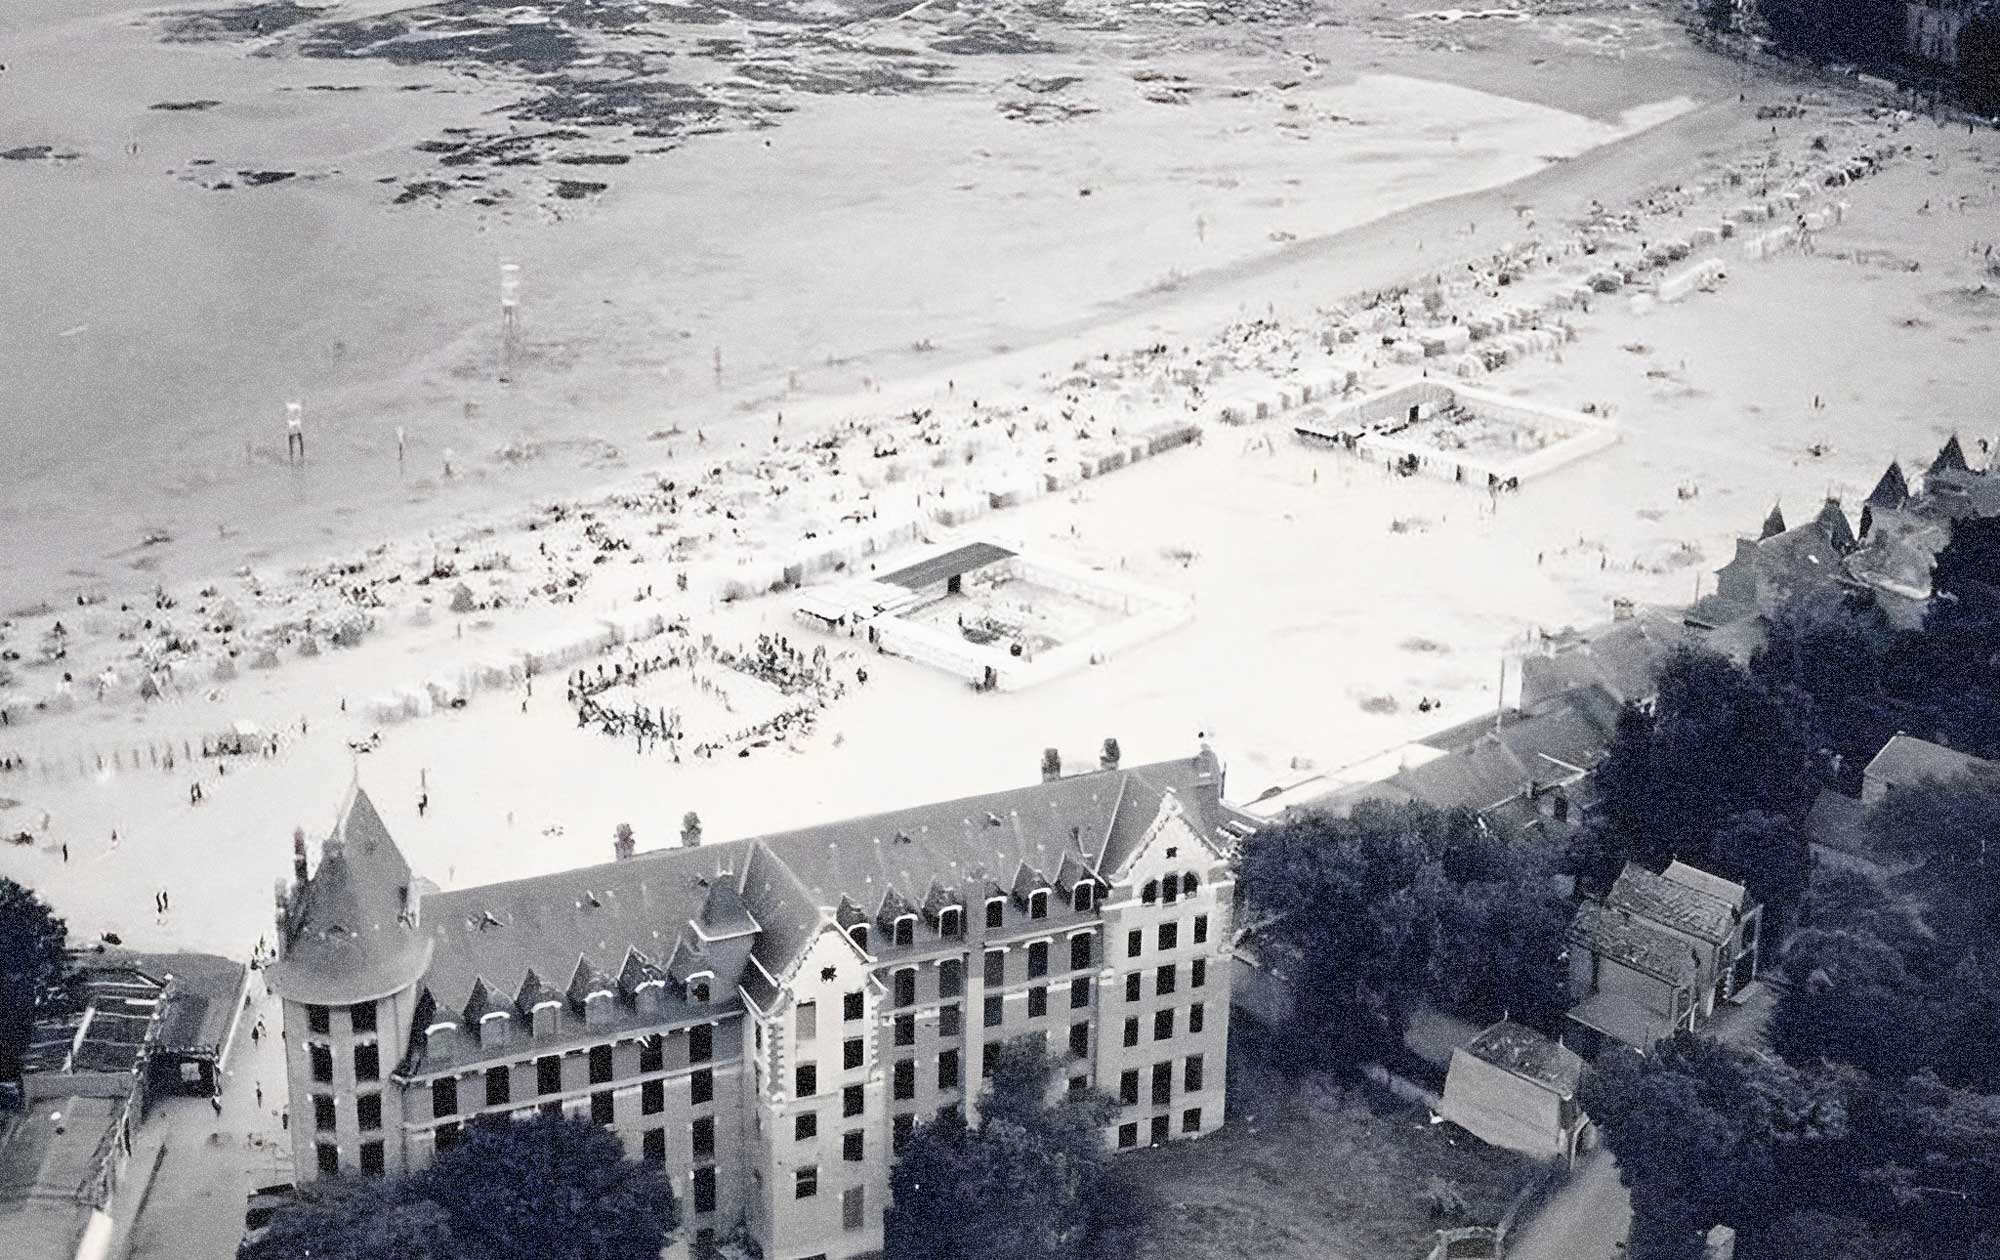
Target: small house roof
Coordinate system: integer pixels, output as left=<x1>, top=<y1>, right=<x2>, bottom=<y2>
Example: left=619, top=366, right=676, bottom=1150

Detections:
left=1568, top=901, right=1699, bottom=983
left=1462, top=1020, right=1585, bottom=1097
left=1864, top=733, right=1987, bottom=788
left=877, top=542, right=1015, bottom=592
left=1605, top=862, right=1740, bottom=944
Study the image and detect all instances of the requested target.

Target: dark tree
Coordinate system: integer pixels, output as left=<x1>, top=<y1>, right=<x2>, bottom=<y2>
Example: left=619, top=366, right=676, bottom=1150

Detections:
left=0, top=877, right=80, bottom=1083
left=1758, top=0, right=1902, bottom=60
left=1864, top=764, right=2000, bottom=939
left=1700, top=0, right=1734, bottom=35
left=885, top=1037, right=1115, bottom=1260
left=424, top=1112, right=679, bottom=1260
left=1240, top=801, right=1569, bottom=1058
left=1962, top=11, right=2000, bottom=116
left=1772, top=928, right=1935, bottom=1079
left=1594, top=648, right=1815, bottom=863
left=1707, top=811, right=1810, bottom=943
left=240, top=1177, right=462, bottom=1260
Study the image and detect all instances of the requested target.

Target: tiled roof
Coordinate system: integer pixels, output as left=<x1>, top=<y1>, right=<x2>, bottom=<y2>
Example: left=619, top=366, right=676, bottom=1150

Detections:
left=1390, top=736, right=1529, bottom=813
left=1519, top=614, right=1686, bottom=707
left=1864, top=733, right=1987, bottom=788
left=876, top=542, right=1016, bottom=592
left=1605, top=862, right=1738, bottom=944
left=1568, top=901, right=1699, bottom=983
left=1661, top=861, right=1748, bottom=909
left=1462, top=1020, right=1584, bottom=1096
left=268, top=788, right=433, bottom=1006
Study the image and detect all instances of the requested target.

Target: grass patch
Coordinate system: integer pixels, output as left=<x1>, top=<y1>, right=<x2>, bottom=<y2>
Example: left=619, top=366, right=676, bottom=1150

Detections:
left=1089, top=1018, right=1536, bottom=1260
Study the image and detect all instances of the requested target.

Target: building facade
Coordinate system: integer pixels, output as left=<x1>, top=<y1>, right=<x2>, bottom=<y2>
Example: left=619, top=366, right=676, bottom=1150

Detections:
left=268, top=749, right=1237, bottom=1260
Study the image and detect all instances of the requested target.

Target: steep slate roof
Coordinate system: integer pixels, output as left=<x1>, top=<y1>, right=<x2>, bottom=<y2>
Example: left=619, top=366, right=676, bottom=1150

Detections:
left=1866, top=462, right=1910, bottom=511
left=1845, top=509, right=1946, bottom=601
left=268, top=789, right=433, bottom=1006
left=1605, top=862, right=1738, bottom=944
left=1463, top=1020, right=1584, bottom=1097
left=1863, top=734, right=1987, bottom=788
left=1815, top=498, right=1857, bottom=554
left=1759, top=503, right=1787, bottom=540
left=1930, top=433, right=1969, bottom=475
left=1568, top=901, right=1699, bottom=983
left=350, top=755, right=1230, bottom=1062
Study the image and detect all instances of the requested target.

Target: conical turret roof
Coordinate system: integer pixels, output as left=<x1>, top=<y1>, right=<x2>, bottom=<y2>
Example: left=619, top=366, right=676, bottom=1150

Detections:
left=268, top=788, right=433, bottom=1005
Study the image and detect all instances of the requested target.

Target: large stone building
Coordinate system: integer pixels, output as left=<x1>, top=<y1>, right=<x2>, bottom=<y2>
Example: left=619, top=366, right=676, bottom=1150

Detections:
left=267, top=749, right=1237, bottom=1260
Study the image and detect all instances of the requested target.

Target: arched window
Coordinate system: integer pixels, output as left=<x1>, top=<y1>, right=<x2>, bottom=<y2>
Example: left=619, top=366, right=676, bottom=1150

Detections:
left=939, top=906, right=963, bottom=939
left=1182, top=873, right=1198, bottom=897
left=894, top=915, right=916, bottom=947
left=848, top=923, right=870, bottom=952
left=1029, top=890, right=1049, bottom=921
left=1142, top=880, right=1159, bottom=905
left=1072, top=882, right=1094, bottom=913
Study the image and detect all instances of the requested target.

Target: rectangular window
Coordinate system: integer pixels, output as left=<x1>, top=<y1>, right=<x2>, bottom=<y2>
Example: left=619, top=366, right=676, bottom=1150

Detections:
left=1030, top=891, right=1048, bottom=921
left=843, top=1185, right=865, bottom=1232
left=795, top=1167, right=818, bottom=1200
left=1126, top=930, right=1142, bottom=959
left=357, top=1093, right=381, bottom=1132
left=1151, top=1115, right=1170, bottom=1146
left=1123, top=1017, right=1138, bottom=1048
left=538, top=1055, right=562, bottom=1096
left=688, top=1025, right=713, bottom=1064
left=1027, top=942, right=1049, bottom=979
left=640, top=1037, right=664, bottom=1074
left=308, top=1006, right=330, bottom=1036
left=1185, top=1055, right=1204, bottom=1093
left=939, top=959, right=963, bottom=998
left=893, top=1113, right=914, bottom=1154
left=644, top=1128, right=666, bottom=1165
left=844, top=1129, right=864, bottom=1162
left=894, top=1014, right=915, bottom=1048
left=643, top=1080, right=664, bottom=1116
left=1117, top=1123, right=1137, bottom=1149
left=1028, top=986, right=1047, bottom=1019
left=1157, top=964, right=1177, bottom=996
left=796, top=1112, right=817, bottom=1141
left=844, top=991, right=864, bottom=1022
left=693, top=1166, right=717, bottom=1215
left=592, top=1091, right=614, bottom=1126
left=354, top=1043, right=379, bottom=1083
left=795, top=1065, right=817, bottom=1098
left=1119, top=1070, right=1139, bottom=1106
left=939, top=1004, right=961, bottom=1037
left=937, top=1049, right=960, bottom=1090
left=984, top=950, right=1005, bottom=988
left=844, top=1037, right=865, bottom=1071
left=1192, top=959, right=1207, bottom=989
left=1164, top=877, right=1179, bottom=905
left=1069, top=1075, right=1087, bottom=1094
left=894, top=969, right=916, bottom=1008
left=1154, top=1009, right=1174, bottom=1042
left=1070, top=977, right=1090, bottom=1010
left=1159, top=921, right=1178, bottom=951
left=797, top=1001, right=817, bottom=1041
left=1068, top=1022, right=1089, bottom=1057
left=1152, top=1062, right=1172, bottom=1106
left=1194, top=914, right=1209, bottom=945
left=986, top=899, right=1004, bottom=929
left=313, top=1094, right=336, bottom=1131
left=692, top=1116, right=716, bottom=1159
left=691, top=1069, right=714, bottom=1106
left=316, top=1143, right=339, bottom=1176
left=1070, top=934, right=1092, bottom=971
left=843, top=1084, right=864, bottom=1118
left=432, top=1077, right=458, bottom=1118
left=437, top=1123, right=464, bottom=1152
left=983, top=996, right=1002, bottom=1028
left=486, top=1067, right=511, bottom=1107
left=1124, top=974, right=1141, bottom=1002
left=360, top=1140, right=384, bottom=1176
left=310, top=1045, right=332, bottom=1084
left=893, top=1059, right=915, bottom=1101
left=349, top=1002, right=377, bottom=1035
left=1190, top=1003, right=1205, bottom=1035
left=590, top=1044, right=614, bottom=1085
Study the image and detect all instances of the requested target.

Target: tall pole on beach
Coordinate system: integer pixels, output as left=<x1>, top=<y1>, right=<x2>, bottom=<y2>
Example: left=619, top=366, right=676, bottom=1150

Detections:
left=499, top=262, right=521, bottom=387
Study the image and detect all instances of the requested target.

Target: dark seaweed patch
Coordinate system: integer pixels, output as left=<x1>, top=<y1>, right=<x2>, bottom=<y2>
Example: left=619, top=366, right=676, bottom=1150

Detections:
left=552, top=178, right=607, bottom=199
left=239, top=169, right=297, bottom=185
left=150, top=98, right=223, bottom=111
left=160, top=2, right=322, bottom=42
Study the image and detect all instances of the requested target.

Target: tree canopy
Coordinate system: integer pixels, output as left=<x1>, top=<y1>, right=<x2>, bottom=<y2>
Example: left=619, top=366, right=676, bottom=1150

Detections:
left=243, top=1111, right=678, bottom=1260
left=885, top=1037, right=1116, bottom=1260
left=0, top=877, right=80, bottom=1083
left=1239, top=800, right=1569, bottom=1062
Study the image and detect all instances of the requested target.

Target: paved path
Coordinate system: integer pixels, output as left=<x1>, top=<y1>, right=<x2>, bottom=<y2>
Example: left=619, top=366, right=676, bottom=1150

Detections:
left=1505, top=1147, right=1631, bottom=1260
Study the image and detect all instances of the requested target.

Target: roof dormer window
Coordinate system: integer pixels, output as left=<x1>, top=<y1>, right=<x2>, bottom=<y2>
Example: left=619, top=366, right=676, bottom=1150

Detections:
left=689, top=972, right=714, bottom=1005
left=985, top=897, right=1006, bottom=930
left=938, top=906, right=963, bottom=939
left=1072, top=882, right=1096, bottom=913
left=894, top=915, right=916, bottom=948
left=1029, top=889, right=1049, bottom=921
left=849, top=923, right=871, bottom=952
